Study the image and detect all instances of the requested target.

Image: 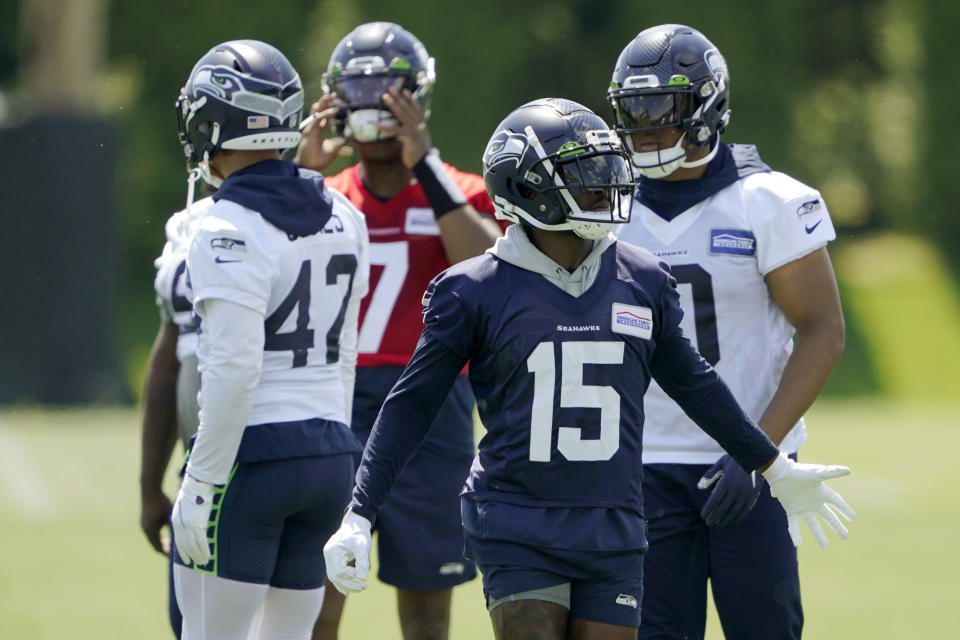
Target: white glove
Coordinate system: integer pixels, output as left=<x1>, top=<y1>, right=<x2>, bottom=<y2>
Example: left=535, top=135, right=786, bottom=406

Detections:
left=323, top=511, right=372, bottom=595
left=762, top=452, right=856, bottom=549
left=171, top=473, right=216, bottom=566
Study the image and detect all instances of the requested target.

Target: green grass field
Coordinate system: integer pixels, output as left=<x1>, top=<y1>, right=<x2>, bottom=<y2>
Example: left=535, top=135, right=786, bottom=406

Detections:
left=1, top=400, right=957, bottom=638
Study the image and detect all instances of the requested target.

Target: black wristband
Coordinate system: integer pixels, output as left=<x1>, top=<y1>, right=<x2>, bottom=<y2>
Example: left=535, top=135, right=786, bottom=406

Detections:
left=411, top=150, right=468, bottom=220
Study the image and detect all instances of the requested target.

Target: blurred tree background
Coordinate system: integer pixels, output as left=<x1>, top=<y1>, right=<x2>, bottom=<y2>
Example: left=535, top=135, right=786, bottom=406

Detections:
left=0, top=0, right=957, bottom=403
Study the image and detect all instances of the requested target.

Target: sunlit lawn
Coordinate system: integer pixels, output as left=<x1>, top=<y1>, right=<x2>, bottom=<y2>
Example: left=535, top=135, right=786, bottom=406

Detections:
left=0, top=400, right=956, bottom=638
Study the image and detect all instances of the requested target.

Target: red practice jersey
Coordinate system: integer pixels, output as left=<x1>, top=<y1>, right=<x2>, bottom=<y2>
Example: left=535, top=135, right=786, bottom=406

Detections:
left=325, top=163, right=496, bottom=368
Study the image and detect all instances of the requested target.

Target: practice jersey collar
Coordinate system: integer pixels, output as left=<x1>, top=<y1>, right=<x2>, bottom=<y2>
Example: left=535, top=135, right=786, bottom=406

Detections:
left=488, top=224, right=616, bottom=298
left=214, top=159, right=334, bottom=238
left=634, top=142, right=771, bottom=222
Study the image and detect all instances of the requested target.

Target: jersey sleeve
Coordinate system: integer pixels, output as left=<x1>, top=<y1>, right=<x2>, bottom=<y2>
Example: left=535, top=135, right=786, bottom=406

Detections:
left=744, top=172, right=837, bottom=275
left=420, top=274, right=476, bottom=359
left=187, top=207, right=275, bottom=316
left=153, top=239, right=176, bottom=321
left=349, top=330, right=468, bottom=523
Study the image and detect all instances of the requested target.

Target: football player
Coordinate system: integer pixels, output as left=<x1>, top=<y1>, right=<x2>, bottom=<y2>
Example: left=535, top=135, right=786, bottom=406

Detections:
left=608, top=24, right=848, bottom=639
left=323, top=98, right=854, bottom=640
left=294, top=22, right=501, bottom=640
left=169, top=39, right=370, bottom=639
left=139, top=190, right=213, bottom=639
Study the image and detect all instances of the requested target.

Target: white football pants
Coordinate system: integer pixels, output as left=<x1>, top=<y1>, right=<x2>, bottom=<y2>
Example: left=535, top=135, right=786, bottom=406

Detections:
left=174, top=564, right=325, bottom=639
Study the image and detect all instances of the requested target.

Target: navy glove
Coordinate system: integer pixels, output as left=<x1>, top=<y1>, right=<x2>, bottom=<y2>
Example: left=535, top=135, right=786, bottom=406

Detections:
left=697, top=454, right=765, bottom=528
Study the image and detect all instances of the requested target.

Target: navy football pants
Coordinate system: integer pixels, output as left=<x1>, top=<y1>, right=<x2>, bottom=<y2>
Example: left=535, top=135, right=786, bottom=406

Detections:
left=352, top=367, right=477, bottom=590
left=639, top=463, right=802, bottom=639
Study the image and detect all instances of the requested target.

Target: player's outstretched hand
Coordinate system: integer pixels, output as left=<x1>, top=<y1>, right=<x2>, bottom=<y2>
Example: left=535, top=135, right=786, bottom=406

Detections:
left=697, top=454, right=764, bottom=528
left=323, top=511, right=372, bottom=595
left=762, top=452, right=855, bottom=549
left=294, top=94, right=347, bottom=172
left=380, top=87, right=432, bottom=170
left=171, top=474, right=215, bottom=566
left=140, top=488, right=174, bottom=554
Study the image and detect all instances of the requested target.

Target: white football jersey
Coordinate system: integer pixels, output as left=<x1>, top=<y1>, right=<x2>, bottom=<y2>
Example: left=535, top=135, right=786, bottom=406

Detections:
left=187, top=190, right=370, bottom=427
left=616, top=170, right=835, bottom=463
left=153, top=197, right=215, bottom=362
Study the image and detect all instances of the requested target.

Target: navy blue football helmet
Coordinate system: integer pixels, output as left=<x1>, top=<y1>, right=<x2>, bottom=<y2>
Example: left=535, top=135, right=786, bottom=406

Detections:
left=607, top=25, right=730, bottom=178
left=322, top=22, right=435, bottom=143
left=482, top=98, right=633, bottom=240
left=176, top=40, right=303, bottom=185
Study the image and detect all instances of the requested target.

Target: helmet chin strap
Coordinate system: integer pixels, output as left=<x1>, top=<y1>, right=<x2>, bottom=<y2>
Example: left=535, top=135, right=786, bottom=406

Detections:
left=568, top=220, right=613, bottom=240
left=198, top=150, right=224, bottom=189
left=678, top=138, right=720, bottom=169
left=185, top=150, right=223, bottom=217
left=185, top=166, right=202, bottom=214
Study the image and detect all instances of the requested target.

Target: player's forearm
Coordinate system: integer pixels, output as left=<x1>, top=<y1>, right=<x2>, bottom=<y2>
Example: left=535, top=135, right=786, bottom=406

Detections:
left=411, top=149, right=501, bottom=263
left=758, top=318, right=845, bottom=445
left=140, top=322, right=181, bottom=494
left=349, top=330, right=466, bottom=522
left=437, top=208, right=502, bottom=263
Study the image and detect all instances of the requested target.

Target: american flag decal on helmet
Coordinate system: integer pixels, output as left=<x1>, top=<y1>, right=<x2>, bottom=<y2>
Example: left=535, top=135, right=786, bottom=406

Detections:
left=247, top=115, right=269, bottom=129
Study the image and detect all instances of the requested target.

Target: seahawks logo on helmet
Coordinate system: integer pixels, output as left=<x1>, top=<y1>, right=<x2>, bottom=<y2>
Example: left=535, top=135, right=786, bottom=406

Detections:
left=190, top=64, right=303, bottom=124
left=192, top=66, right=243, bottom=100
left=483, top=130, right=530, bottom=169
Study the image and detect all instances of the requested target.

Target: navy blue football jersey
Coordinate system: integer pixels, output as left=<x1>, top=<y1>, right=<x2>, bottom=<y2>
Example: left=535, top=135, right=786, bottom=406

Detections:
left=349, top=240, right=778, bottom=523
left=427, top=242, right=669, bottom=512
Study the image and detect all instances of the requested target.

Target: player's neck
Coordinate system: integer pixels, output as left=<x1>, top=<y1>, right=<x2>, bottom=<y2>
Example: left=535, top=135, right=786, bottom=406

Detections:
left=358, top=160, right=413, bottom=200
left=526, top=227, right=594, bottom=272
left=210, top=150, right=282, bottom=181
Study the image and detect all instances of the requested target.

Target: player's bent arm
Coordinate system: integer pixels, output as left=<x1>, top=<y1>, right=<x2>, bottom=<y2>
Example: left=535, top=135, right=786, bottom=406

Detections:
left=759, top=247, right=845, bottom=445
left=652, top=333, right=855, bottom=547
left=435, top=205, right=503, bottom=264
left=349, top=329, right=468, bottom=523
left=139, top=320, right=181, bottom=554
left=326, top=330, right=466, bottom=595
left=186, top=298, right=265, bottom=485
left=411, top=150, right=500, bottom=264
left=293, top=95, right=346, bottom=173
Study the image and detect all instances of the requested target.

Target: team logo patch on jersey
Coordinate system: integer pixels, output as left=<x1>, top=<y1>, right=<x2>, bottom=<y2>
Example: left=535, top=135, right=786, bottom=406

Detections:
left=611, top=303, right=653, bottom=340
left=421, top=280, right=437, bottom=319
left=210, top=237, right=247, bottom=252
left=796, top=198, right=822, bottom=218
left=615, top=593, right=638, bottom=609
left=404, top=207, right=440, bottom=236
left=709, top=229, right=756, bottom=256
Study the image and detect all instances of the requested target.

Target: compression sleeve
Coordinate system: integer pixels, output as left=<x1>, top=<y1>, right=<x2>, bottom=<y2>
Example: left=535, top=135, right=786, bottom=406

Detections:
left=348, top=330, right=469, bottom=523
left=185, top=298, right=264, bottom=484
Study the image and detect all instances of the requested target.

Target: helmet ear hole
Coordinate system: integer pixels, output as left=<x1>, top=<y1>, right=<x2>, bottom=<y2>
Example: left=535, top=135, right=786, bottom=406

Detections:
left=516, top=183, right=536, bottom=200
